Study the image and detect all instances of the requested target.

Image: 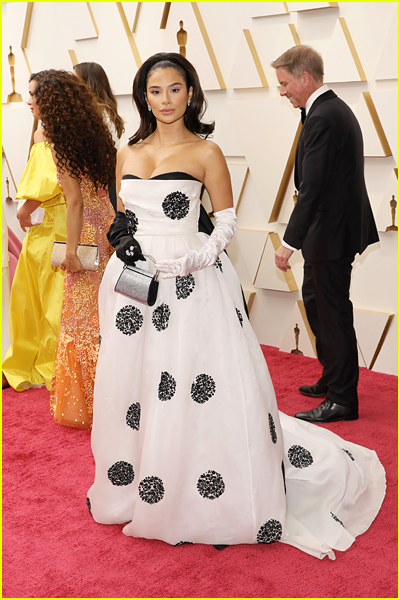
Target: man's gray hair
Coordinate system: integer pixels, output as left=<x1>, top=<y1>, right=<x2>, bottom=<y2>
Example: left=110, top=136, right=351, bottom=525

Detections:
left=271, top=45, right=324, bottom=82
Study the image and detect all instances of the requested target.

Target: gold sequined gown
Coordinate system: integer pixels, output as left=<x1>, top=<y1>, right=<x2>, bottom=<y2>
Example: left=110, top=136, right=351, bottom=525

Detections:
left=50, top=176, right=114, bottom=429
left=2, top=142, right=67, bottom=391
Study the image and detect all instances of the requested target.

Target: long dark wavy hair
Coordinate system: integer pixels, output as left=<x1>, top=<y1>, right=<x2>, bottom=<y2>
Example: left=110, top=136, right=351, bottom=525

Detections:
left=73, top=62, right=125, bottom=139
left=29, top=70, right=52, bottom=86
left=128, top=52, right=214, bottom=146
left=33, top=70, right=116, bottom=189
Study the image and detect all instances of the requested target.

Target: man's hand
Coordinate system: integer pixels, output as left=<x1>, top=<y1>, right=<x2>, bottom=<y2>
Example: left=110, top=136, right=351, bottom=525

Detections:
left=275, top=245, right=294, bottom=272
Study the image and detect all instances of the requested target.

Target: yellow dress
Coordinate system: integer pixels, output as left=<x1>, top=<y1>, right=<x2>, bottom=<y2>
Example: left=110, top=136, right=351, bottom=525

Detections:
left=49, top=176, right=114, bottom=429
left=2, top=142, right=67, bottom=391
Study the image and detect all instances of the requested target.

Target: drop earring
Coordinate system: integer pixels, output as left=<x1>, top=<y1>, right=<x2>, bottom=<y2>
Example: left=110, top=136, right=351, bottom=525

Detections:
left=187, top=100, right=191, bottom=107
left=147, top=103, right=151, bottom=112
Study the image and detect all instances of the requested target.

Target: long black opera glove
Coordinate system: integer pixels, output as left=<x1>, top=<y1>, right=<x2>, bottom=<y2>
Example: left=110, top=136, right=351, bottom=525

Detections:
left=107, top=211, right=145, bottom=266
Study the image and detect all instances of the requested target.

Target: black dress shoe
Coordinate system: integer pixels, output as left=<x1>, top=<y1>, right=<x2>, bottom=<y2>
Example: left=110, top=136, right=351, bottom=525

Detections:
left=213, top=545, right=229, bottom=550
left=294, top=398, right=358, bottom=423
left=298, top=380, right=328, bottom=397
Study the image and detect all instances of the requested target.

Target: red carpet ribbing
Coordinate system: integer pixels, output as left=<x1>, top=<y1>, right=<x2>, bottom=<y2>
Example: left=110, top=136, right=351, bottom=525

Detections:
left=2, top=346, right=397, bottom=598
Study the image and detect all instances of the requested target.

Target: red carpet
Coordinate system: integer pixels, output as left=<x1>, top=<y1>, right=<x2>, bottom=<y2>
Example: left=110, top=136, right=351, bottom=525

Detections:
left=2, top=346, right=397, bottom=598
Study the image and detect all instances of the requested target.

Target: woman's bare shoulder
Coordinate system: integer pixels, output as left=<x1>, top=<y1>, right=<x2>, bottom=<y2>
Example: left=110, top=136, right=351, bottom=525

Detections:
left=193, top=138, right=225, bottom=169
left=34, top=127, right=46, bottom=144
left=118, top=141, right=149, bottom=157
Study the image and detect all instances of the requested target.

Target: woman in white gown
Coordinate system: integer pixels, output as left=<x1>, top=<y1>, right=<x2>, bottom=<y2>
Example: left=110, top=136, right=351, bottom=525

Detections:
left=88, top=53, right=385, bottom=559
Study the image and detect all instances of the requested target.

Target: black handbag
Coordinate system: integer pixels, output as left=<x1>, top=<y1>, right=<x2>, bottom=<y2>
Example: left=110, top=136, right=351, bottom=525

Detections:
left=114, top=255, right=160, bottom=306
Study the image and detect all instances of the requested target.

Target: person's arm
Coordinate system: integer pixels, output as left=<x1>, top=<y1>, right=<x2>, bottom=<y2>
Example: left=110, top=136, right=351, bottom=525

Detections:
left=16, top=127, right=47, bottom=231
left=202, top=142, right=234, bottom=213
left=275, top=246, right=294, bottom=272
left=58, top=170, right=84, bottom=273
left=283, top=115, right=334, bottom=249
left=156, top=143, right=237, bottom=278
left=16, top=200, right=42, bottom=232
left=115, top=145, right=125, bottom=214
left=275, top=115, right=334, bottom=272
left=107, top=146, right=144, bottom=265
left=51, top=147, right=84, bottom=274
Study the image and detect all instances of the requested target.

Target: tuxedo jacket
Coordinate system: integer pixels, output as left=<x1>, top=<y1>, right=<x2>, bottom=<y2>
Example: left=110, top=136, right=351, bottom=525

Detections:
left=284, top=90, right=379, bottom=263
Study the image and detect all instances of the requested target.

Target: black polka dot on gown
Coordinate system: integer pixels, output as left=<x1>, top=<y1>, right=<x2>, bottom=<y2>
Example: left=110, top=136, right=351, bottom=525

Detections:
left=236, top=308, right=243, bottom=327
left=174, top=541, right=194, bottom=546
left=125, top=209, right=139, bottom=235
left=152, top=303, right=171, bottom=331
left=268, top=413, right=277, bottom=444
left=86, top=496, right=92, bottom=516
left=191, top=374, right=216, bottom=404
left=287, top=445, right=313, bottom=468
left=214, top=257, right=223, bottom=273
left=342, top=448, right=355, bottom=461
left=176, top=274, right=195, bottom=300
left=330, top=512, right=344, bottom=527
left=158, top=372, right=177, bottom=401
left=126, top=402, right=141, bottom=430
left=108, top=461, right=135, bottom=486
left=162, top=191, right=190, bottom=220
left=138, top=476, right=165, bottom=504
left=197, top=470, right=225, bottom=499
left=116, top=305, right=143, bottom=336
left=257, top=519, right=283, bottom=544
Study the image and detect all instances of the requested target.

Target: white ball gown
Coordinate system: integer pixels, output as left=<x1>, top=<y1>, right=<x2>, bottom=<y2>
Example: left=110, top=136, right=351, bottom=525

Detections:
left=88, top=173, right=385, bottom=559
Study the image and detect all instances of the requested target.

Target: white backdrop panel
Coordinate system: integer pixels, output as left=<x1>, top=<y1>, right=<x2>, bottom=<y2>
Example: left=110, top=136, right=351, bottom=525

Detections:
left=161, top=3, right=220, bottom=91
left=370, top=90, right=398, bottom=166
left=132, top=3, right=166, bottom=64
left=72, top=3, right=139, bottom=96
left=228, top=96, right=300, bottom=217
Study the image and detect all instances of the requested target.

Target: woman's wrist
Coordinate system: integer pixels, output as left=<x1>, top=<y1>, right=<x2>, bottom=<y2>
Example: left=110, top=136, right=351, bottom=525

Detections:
left=66, top=248, right=78, bottom=257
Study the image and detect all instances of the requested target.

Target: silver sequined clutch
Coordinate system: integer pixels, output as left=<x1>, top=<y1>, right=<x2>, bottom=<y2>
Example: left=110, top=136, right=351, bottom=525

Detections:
left=51, top=241, right=99, bottom=271
left=114, top=255, right=160, bottom=306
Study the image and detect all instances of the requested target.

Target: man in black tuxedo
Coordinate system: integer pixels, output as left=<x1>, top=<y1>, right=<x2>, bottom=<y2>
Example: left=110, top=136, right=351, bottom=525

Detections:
left=271, top=46, right=379, bottom=423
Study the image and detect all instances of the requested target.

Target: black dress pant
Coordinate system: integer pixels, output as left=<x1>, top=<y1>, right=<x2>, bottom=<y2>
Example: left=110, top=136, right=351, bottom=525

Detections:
left=302, top=256, right=358, bottom=409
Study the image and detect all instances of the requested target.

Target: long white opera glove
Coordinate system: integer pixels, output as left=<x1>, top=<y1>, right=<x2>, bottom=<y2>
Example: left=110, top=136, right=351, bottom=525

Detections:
left=155, top=207, right=237, bottom=278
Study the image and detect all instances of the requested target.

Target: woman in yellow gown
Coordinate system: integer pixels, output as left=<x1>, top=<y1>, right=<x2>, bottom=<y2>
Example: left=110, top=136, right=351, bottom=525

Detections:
left=2, top=71, right=67, bottom=391
left=33, top=70, right=116, bottom=429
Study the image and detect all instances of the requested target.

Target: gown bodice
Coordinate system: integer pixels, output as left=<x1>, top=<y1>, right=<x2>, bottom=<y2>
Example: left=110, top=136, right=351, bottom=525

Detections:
left=119, top=173, right=204, bottom=237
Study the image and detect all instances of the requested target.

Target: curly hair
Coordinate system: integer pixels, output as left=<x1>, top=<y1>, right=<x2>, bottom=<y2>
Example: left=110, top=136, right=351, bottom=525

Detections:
left=128, top=52, right=214, bottom=145
left=73, top=62, right=125, bottom=139
left=29, top=70, right=52, bottom=85
left=34, top=70, right=116, bottom=189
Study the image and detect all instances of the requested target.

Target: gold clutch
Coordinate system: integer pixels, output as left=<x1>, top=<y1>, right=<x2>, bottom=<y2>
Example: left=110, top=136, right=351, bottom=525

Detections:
left=51, top=241, right=99, bottom=271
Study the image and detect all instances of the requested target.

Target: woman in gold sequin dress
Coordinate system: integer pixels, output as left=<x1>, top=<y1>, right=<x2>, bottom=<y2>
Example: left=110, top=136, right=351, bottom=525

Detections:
left=33, top=70, right=116, bottom=429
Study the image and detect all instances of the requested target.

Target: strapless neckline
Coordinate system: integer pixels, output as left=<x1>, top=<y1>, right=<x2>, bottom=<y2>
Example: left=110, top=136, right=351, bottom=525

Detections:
left=122, top=171, right=202, bottom=183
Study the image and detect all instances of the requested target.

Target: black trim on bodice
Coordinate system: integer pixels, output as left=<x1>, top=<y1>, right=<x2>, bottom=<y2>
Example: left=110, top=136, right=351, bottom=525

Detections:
left=122, top=172, right=205, bottom=199
left=122, top=172, right=201, bottom=183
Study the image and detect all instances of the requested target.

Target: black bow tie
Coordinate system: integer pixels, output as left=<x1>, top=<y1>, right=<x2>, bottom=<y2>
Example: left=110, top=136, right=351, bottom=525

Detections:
left=300, top=107, right=306, bottom=124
